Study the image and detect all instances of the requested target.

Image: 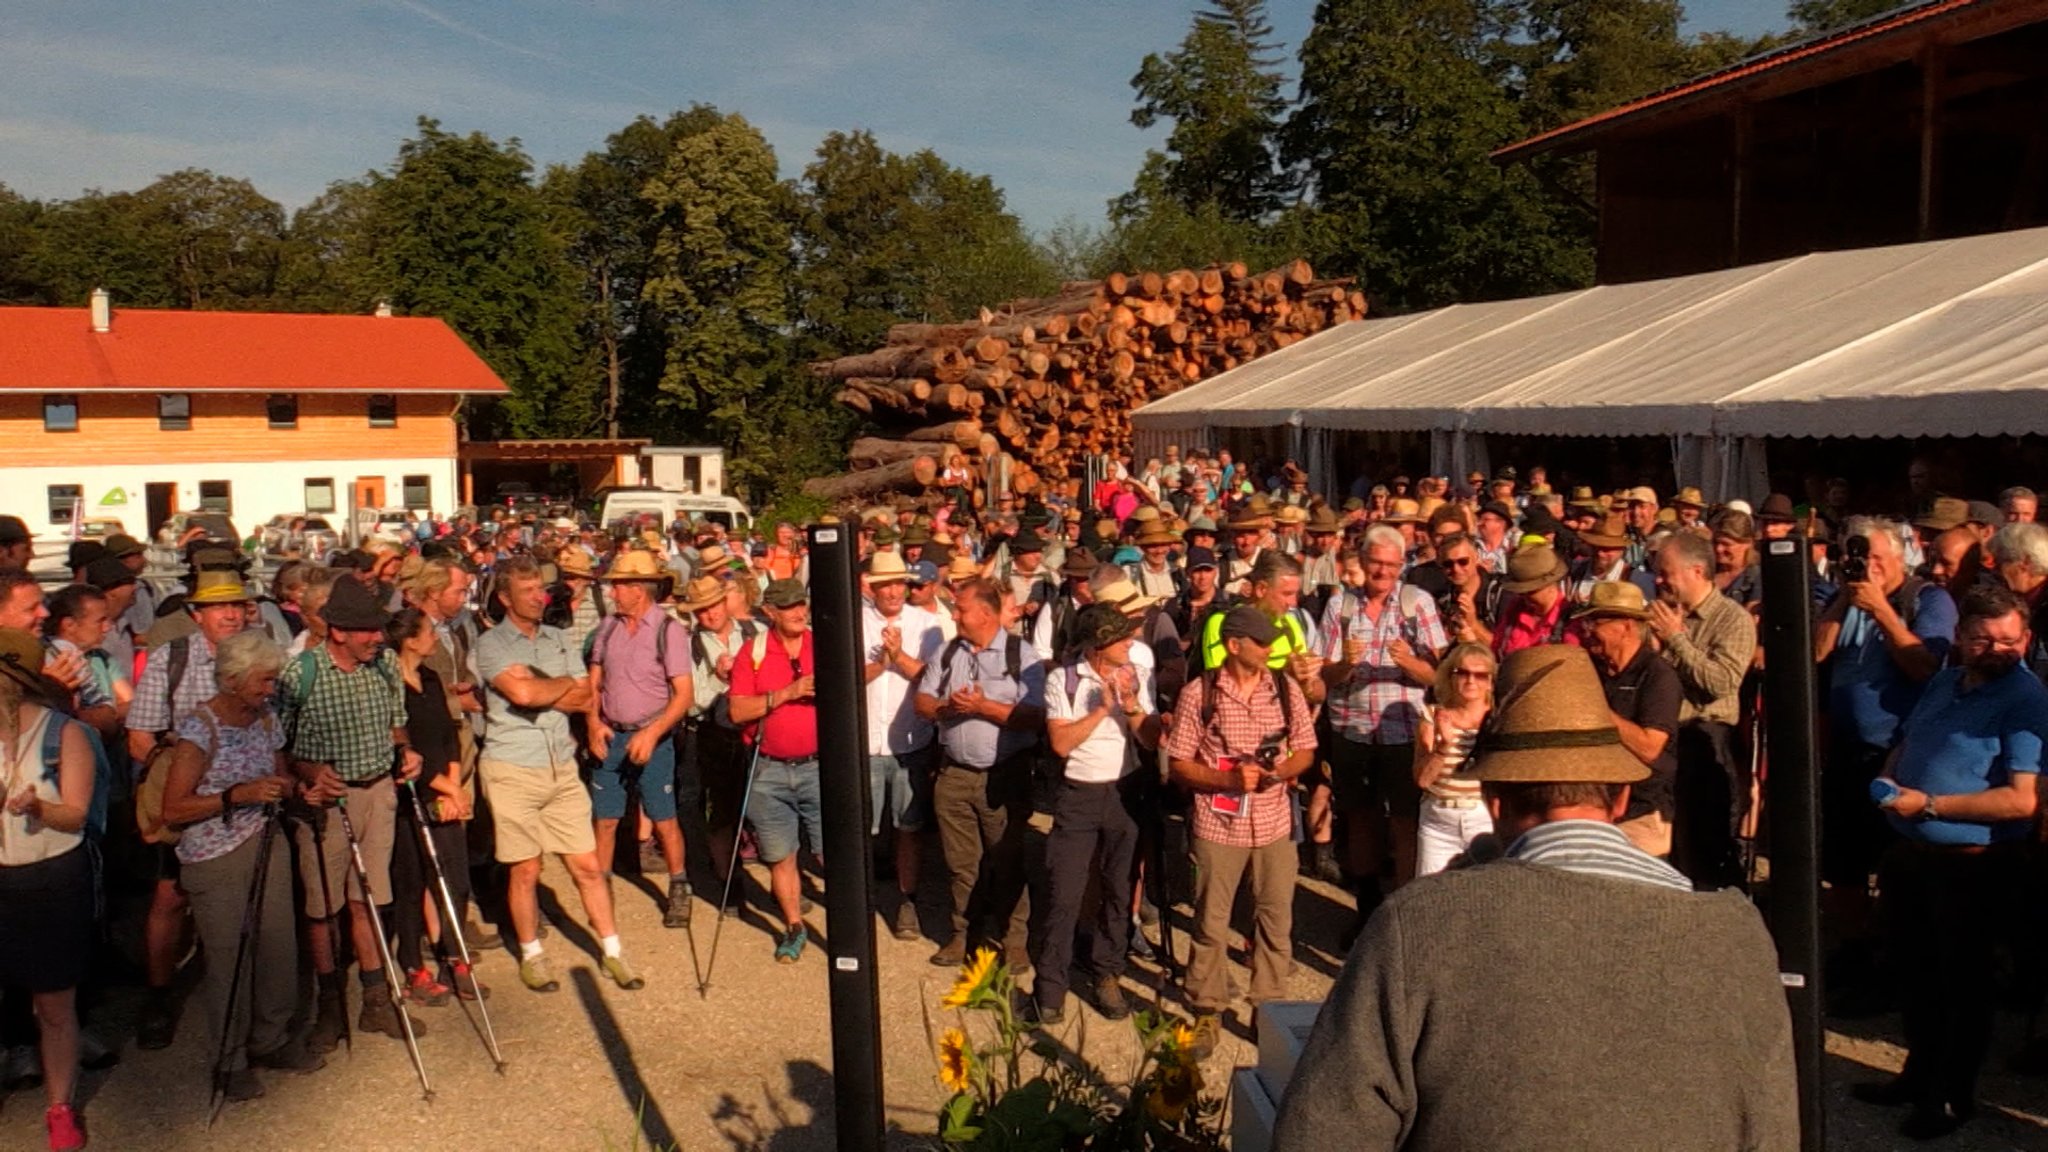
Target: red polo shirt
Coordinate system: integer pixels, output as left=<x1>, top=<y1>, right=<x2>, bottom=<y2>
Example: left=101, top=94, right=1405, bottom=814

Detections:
left=729, top=628, right=819, bottom=760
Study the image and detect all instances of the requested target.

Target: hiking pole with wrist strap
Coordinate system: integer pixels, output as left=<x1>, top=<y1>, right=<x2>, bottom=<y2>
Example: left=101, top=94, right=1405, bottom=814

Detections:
left=207, top=803, right=280, bottom=1127
left=307, top=806, right=352, bottom=1056
left=334, top=791, right=434, bottom=1101
left=697, top=737, right=764, bottom=999
left=400, top=774, right=506, bottom=1072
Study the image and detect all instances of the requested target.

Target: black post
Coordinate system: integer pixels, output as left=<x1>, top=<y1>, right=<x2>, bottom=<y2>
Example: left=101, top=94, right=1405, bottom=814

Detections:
left=807, top=524, right=885, bottom=1152
left=1760, top=534, right=1824, bottom=1152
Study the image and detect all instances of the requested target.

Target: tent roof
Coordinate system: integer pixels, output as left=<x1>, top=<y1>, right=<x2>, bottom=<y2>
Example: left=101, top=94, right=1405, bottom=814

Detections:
left=1132, top=227, right=2048, bottom=440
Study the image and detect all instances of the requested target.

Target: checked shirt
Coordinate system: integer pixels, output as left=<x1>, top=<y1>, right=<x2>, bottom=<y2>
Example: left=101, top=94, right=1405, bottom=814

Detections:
left=1319, top=586, right=1446, bottom=745
left=1166, top=669, right=1318, bottom=849
left=279, top=646, right=406, bottom=783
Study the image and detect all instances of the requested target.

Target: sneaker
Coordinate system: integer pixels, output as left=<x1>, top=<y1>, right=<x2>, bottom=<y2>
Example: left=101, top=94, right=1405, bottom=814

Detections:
left=248, top=1039, right=325, bottom=1075
left=602, top=953, right=646, bottom=990
left=405, top=967, right=453, bottom=1007
left=1189, top=1013, right=1222, bottom=1061
left=1127, top=924, right=1157, bottom=963
left=444, top=961, right=491, bottom=1001
left=929, top=937, right=967, bottom=968
left=664, top=879, right=693, bottom=930
left=45, top=1103, right=85, bottom=1151
left=519, top=954, right=561, bottom=993
left=775, top=924, right=809, bottom=964
left=1093, top=976, right=1132, bottom=1021
left=220, top=1066, right=265, bottom=1102
left=891, top=898, right=921, bottom=941
left=5, top=1044, right=42, bottom=1089
left=136, top=990, right=177, bottom=1051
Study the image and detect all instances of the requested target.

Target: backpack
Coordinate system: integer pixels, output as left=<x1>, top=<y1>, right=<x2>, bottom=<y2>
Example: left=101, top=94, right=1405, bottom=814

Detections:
left=134, top=637, right=193, bottom=846
left=40, top=712, right=112, bottom=842
left=285, top=648, right=400, bottom=752
left=689, top=619, right=760, bottom=673
left=932, top=633, right=1025, bottom=697
left=1195, top=664, right=1296, bottom=743
left=590, top=613, right=682, bottom=670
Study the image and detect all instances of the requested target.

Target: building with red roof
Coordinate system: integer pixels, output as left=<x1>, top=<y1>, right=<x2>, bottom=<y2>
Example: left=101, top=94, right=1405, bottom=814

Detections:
left=0, top=291, right=507, bottom=547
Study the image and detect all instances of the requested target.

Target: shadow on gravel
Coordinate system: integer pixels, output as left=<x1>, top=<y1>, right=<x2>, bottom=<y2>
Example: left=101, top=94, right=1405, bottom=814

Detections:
left=572, top=966, right=675, bottom=1149
left=711, top=1058, right=834, bottom=1151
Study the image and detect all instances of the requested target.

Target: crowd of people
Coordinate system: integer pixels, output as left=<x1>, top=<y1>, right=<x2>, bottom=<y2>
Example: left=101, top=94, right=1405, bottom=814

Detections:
left=4, top=448, right=2047, bottom=1146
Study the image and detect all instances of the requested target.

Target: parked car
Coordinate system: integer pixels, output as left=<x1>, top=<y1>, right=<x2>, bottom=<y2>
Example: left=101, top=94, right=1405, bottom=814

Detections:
left=597, top=487, right=752, bottom=537
left=160, top=512, right=238, bottom=548
left=259, top=515, right=341, bottom=560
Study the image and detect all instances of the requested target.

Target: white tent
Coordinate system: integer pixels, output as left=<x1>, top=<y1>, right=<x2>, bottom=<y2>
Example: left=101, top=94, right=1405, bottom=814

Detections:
left=1131, top=227, right=2048, bottom=497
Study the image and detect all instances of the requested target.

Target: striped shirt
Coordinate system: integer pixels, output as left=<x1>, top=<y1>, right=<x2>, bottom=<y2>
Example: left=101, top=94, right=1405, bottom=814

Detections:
left=1504, top=819, right=1692, bottom=892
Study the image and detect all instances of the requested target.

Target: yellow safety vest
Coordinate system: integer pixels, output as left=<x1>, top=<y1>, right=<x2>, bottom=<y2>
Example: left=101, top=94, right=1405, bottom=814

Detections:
left=1200, top=605, right=1309, bottom=672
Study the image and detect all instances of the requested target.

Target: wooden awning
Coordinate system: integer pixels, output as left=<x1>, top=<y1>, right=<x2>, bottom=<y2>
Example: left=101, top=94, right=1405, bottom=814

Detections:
left=459, top=438, right=650, bottom=463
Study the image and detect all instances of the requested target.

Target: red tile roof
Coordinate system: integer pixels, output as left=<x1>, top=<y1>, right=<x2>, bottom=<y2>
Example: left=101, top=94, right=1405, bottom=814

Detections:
left=0, top=305, right=509, bottom=394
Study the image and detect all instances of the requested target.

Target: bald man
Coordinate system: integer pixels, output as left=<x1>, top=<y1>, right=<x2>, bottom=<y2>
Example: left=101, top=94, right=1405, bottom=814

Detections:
left=1927, top=527, right=1984, bottom=602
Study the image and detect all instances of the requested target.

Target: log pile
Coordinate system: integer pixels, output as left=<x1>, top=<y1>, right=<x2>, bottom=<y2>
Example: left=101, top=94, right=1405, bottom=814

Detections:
left=804, top=260, right=1364, bottom=502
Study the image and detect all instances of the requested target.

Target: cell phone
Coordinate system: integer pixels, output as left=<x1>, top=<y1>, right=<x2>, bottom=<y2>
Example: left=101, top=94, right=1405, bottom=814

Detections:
left=1868, top=778, right=1902, bottom=808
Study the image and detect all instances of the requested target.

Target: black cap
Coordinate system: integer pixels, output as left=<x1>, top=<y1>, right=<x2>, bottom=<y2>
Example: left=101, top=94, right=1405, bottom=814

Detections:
left=1479, top=500, right=1516, bottom=523
left=0, top=516, right=28, bottom=545
left=1185, top=546, right=1218, bottom=571
left=67, top=541, right=105, bottom=570
left=83, top=555, right=136, bottom=590
left=1219, top=604, right=1281, bottom=646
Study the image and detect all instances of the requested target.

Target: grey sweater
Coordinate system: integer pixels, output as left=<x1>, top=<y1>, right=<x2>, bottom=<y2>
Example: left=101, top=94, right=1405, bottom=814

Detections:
left=1272, top=860, right=1797, bottom=1151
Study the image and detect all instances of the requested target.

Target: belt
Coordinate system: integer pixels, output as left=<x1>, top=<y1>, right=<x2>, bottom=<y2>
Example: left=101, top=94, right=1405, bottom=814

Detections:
left=1428, top=794, right=1482, bottom=809
left=343, top=776, right=387, bottom=790
left=758, top=752, right=817, bottom=767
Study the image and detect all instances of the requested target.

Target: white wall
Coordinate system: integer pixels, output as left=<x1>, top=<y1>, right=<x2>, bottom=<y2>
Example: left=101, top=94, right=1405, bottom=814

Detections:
left=8, top=456, right=460, bottom=542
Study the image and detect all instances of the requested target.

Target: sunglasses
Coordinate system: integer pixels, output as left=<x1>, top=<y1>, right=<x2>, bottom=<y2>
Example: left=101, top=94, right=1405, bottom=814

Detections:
left=1453, top=669, right=1492, bottom=679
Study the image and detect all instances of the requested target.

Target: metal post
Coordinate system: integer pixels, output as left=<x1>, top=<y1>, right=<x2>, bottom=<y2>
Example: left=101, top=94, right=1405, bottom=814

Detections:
left=1761, top=534, right=1823, bottom=1152
left=808, top=523, right=885, bottom=1152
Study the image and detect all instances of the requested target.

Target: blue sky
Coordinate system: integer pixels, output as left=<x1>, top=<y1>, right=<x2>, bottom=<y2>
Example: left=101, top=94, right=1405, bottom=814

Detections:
left=0, top=0, right=1793, bottom=234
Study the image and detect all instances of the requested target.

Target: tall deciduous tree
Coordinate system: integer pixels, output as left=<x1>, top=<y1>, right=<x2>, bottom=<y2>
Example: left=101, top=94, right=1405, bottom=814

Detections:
left=274, top=178, right=379, bottom=314
left=1787, top=0, right=1899, bottom=34
left=365, top=118, right=593, bottom=438
left=23, top=171, right=287, bottom=310
left=1119, top=0, right=1292, bottom=223
left=0, top=185, right=48, bottom=304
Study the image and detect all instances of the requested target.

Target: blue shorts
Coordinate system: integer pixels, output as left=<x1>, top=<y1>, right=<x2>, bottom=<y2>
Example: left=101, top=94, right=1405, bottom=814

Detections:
left=748, top=754, right=822, bottom=865
left=590, top=727, right=679, bottom=823
left=870, top=745, right=935, bottom=835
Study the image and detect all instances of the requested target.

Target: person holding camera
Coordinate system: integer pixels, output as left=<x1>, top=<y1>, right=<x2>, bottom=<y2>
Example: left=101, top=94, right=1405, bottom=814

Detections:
left=1167, top=605, right=1318, bottom=1060
left=1812, top=517, right=1956, bottom=1009
left=1409, top=532, right=1500, bottom=649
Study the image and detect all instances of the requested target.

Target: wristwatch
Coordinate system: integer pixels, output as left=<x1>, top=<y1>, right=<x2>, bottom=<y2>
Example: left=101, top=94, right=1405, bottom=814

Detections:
left=1917, top=794, right=1940, bottom=822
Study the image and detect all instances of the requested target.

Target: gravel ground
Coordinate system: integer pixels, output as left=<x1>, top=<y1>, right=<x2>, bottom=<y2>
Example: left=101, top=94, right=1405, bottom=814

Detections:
left=3, top=846, right=2044, bottom=1151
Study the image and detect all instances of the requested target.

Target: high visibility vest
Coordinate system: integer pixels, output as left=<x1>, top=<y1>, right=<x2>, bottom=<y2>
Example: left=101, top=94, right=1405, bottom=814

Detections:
left=1200, top=606, right=1309, bottom=672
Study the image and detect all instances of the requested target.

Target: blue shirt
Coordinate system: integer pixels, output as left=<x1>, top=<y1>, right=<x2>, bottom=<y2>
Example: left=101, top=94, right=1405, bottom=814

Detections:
left=1828, top=582, right=1956, bottom=748
left=1887, top=665, right=2048, bottom=847
left=916, top=633, right=1045, bottom=769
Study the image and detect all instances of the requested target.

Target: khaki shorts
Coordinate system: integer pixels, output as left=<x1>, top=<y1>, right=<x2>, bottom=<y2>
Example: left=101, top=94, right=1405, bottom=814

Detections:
left=480, top=757, right=595, bottom=863
left=291, top=776, right=397, bottom=917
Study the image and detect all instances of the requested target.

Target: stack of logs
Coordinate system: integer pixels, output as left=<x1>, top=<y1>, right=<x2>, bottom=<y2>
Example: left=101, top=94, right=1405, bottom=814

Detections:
left=802, top=259, right=1364, bottom=502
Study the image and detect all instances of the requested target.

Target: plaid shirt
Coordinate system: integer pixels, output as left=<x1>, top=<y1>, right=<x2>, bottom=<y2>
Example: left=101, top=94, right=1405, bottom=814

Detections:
left=279, top=646, right=406, bottom=783
left=1166, top=667, right=1318, bottom=849
left=129, top=635, right=219, bottom=736
left=1319, top=587, right=1446, bottom=744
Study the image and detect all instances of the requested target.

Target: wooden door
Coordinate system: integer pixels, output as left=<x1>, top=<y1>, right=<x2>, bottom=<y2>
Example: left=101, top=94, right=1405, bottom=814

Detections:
left=354, top=477, right=385, bottom=511
left=145, top=483, right=176, bottom=539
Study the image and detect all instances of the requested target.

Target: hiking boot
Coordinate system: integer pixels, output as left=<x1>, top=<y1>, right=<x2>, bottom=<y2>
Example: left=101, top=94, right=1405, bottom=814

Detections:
left=1093, top=976, right=1132, bottom=1021
left=602, top=954, right=646, bottom=990
left=358, top=981, right=424, bottom=1039
left=461, top=918, right=500, bottom=952
left=1310, top=841, right=1345, bottom=885
left=307, top=973, right=348, bottom=1053
left=45, top=1102, right=85, bottom=1151
left=1028, top=997, right=1065, bottom=1028
left=1189, top=1013, right=1222, bottom=1061
left=405, top=967, right=452, bottom=1007
left=220, top=1067, right=265, bottom=1102
left=136, top=988, right=178, bottom=1051
left=775, top=923, right=809, bottom=964
left=929, top=936, right=967, bottom=968
left=664, top=879, right=693, bottom=929
left=249, top=1038, right=325, bottom=1075
left=444, top=961, right=491, bottom=1001
left=892, top=898, right=921, bottom=941
left=519, top=953, right=561, bottom=993
left=638, top=839, right=666, bottom=875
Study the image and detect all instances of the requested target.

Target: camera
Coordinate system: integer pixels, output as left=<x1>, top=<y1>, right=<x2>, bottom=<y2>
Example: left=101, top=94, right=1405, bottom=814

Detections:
left=1255, top=733, right=1285, bottom=770
left=1436, top=587, right=1466, bottom=628
left=1840, top=534, right=1870, bottom=584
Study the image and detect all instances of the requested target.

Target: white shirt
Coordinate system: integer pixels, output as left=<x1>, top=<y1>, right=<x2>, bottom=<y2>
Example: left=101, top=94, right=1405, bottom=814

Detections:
left=1046, top=656, right=1156, bottom=784
left=862, top=601, right=945, bottom=756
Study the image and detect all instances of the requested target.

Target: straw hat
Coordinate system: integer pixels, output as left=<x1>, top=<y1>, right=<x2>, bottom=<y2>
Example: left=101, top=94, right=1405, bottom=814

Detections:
left=601, top=550, right=674, bottom=591
left=1093, top=576, right=1160, bottom=617
left=1577, top=512, right=1631, bottom=549
left=1670, top=486, right=1707, bottom=510
left=556, top=549, right=595, bottom=579
left=866, top=551, right=912, bottom=585
left=1275, top=504, right=1309, bottom=527
left=1499, top=543, right=1567, bottom=593
left=187, top=570, right=253, bottom=605
left=944, top=555, right=982, bottom=583
left=1133, top=523, right=1181, bottom=547
left=1566, top=485, right=1601, bottom=511
left=678, top=575, right=725, bottom=613
left=1380, top=498, right=1423, bottom=525
left=1572, top=580, right=1652, bottom=622
left=694, top=545, right=738, bottom=575
left=1227, top=495, right=1274, bottom=531
left=1912, top=496, right=1969, bottom=532
left=1468, top=646, right=1648, bottom=784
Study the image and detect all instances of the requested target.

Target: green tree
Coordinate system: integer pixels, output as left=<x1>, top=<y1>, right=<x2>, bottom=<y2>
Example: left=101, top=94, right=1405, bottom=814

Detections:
left=0, top=184, right=50, bottom=304
left=1119, top=0, right=1291, bottom=222
left=1286, top=0, right=1593, bottom=311
left=24, top=171, right=287, bottom=310
left=1787, top=0, right=1898, bottom=34
left=1500, top=0, right=1701, bottom=132
left=1082, top=198, right=1289, bottom=278
left=274, top=178, right=380, bottom=314
left=364, top=118, right=594, bottom=438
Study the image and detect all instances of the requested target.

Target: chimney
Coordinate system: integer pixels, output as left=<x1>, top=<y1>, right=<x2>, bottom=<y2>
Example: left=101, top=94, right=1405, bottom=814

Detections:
left=373, top=300, right=393, bottom=318
left=89, top=288, right=111, bottom=333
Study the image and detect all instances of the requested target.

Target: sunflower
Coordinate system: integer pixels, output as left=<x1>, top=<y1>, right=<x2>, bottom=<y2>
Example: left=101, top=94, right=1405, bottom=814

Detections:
left=942, top=947, right=1000, bottom=1009
left=1145, top=1062, right=1203, bottom=1124
left=937, top=1027, right=974, bottom=1094
left=1167, top=1021, right=1197, bottom=1056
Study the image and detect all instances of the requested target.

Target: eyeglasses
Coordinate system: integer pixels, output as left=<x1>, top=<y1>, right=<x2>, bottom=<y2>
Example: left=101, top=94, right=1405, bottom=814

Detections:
left=1453, top=669, right=1492, bottom=679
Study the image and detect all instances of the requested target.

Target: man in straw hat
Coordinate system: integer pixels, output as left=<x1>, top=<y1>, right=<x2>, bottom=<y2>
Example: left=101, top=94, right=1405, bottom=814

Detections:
left=1273, top=645, right=1796, bottom=1151
left=1569, top=510, right=1655, bottom=609
left=862, top=551, right=947, bottom=940
left=584, top=551, right=697, bottom=930
left=679, top=573, right=761, bottom=883
left=1575, top=581, right=1682, bottom=858
left=1125, top=521, right=1186, bottom=604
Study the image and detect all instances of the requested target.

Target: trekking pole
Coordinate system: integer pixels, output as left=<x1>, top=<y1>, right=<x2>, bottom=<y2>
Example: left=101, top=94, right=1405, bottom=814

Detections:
left=698, top=739, right=764, bottom=999
left=334, top=793, right=434, bottom=1101
left=308, top=811, right=352, bottom=1056
left=207, top=806, right=279, bottom=1127
left=401, top=776, right=506, bottom=1072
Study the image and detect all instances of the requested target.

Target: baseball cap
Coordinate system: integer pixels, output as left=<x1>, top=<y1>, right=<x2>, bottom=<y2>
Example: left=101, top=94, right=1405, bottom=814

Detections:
left=1075, top=603, right=1138, bottom=650
left=1185, top=546, right=1218, bottom=571
left=909, top=560, right=939, bottom=587
left=0, top=516, right=28, bottom=545
left=1219, top=604, right=1280, bottom=646
left=763, top=578, right=808, bottom=608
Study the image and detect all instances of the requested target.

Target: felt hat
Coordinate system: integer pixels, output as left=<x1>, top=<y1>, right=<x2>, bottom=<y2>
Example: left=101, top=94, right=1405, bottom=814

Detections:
left=1519, top=504, right=1562, bottom=538
left=1093, top=576, right=1160, bottom=617
left=866, top=551, right=913, bottom=585
left=1304, top=506, right=1343, bottom=535
left=1499, top=543, right=1567, bottom=593
left=0, top=516, right=28, bottom=545
left=1566, top=486, right=1600, bottom=511
left=0, top=627, right=48, bottom=697
left=1577, top=512, right=1631, bottom=549
left=84, top=554, right=136, bottom=590
left=1380, top=499, right=1423, bottom=525
left=1075, top=602, right=1139, bottom=650
left=944, top=555, right=982, bottom=583
left=1281, top=462, right=1309, bottom=486
left=1227, top=495, right=1274, bottom=531
left=1186, top=516, right=1219, bottom=536
left=678, top=575, right=726, bottom=614
left=556, top=549, right=595, bottom=579
left=102, top=533, right=145, bottom=560
left=763, top=579, right=809, bottom=609
left=1133, top=523, right=1181, bottom=547
left=1966, top=500, right=2003, bottom=528
left=694, top=545, right=739, bottom=575
left=1756, top=493, right=1798, bottom=523
left=1468, top=646, right=1648, bottom=784
left=1711, top=511, right=1756, bottom=542
left=1478, top=500, right=1515, bottom=524
left=1573, top=580, right=1652, bottom=622
left=1912, top=497, right=1969, bottom=532
left=901, top=525, right=931, bottom=547
left=1060, top=549, right=1100, bottom=580
left=872, top=524, right=901, bottom=546
left=67, top=541, right=105, bottom=570
left=187, top=570, right=253, bottom=605
left=601, top=550, right=674, bottom=591
left=1010, top=531, right=1047, bottom=555
left=1670, top=486, right=1707, bottom=510
left=320, top=576, right=391, bottom=631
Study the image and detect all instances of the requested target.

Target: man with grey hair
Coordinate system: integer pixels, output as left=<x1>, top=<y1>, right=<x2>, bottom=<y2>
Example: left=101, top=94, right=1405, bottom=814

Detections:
left=2001, top=486, right=2038, bottom=525
left=1648, top=531, right=1757, bottom=889
left=1990, top=521, right=2048, bottom=679
left=1814, top=516, right=1958, bottom=1011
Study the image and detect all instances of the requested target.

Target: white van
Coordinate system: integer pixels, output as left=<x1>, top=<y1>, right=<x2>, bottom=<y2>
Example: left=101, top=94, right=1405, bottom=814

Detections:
left=598, top=488, right=752, bottom=535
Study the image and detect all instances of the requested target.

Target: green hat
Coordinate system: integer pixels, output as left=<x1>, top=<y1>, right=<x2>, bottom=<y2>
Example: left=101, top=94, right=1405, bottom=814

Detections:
left=1075, top=603, right=1138, bottom=651
left=763, top=578, right=809, bottom=609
